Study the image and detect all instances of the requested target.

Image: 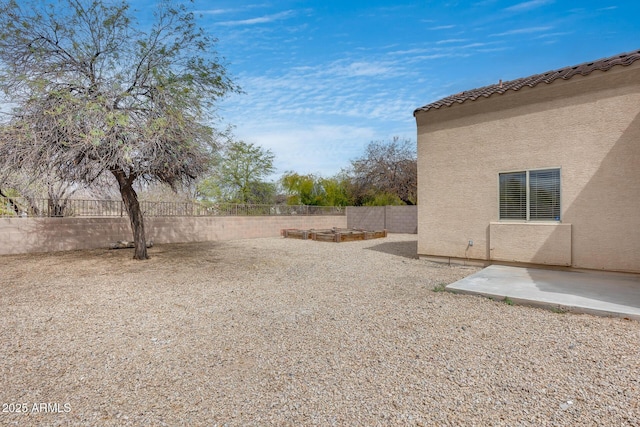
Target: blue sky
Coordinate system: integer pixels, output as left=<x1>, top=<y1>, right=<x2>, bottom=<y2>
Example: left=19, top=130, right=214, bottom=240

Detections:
left=174, top=1, right=638, bottom=179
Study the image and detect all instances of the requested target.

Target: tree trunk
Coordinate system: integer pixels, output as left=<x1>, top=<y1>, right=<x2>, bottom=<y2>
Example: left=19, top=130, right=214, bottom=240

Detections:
left=111, top=169, right=148, bottom=260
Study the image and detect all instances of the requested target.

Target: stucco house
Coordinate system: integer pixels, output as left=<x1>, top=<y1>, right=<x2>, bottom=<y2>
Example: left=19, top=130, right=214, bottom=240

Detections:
left=413, top=49, right=640, bottom=274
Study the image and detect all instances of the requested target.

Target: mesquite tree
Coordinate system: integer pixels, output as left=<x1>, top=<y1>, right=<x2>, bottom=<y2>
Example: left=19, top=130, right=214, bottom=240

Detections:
left=347, top=137, right=417, bottom=205
left=0, top=0, right=238, bottom=259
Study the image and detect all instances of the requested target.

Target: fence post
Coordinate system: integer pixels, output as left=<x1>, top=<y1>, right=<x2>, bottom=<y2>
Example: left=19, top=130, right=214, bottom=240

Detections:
left=384, top=205, right=388, bottom=230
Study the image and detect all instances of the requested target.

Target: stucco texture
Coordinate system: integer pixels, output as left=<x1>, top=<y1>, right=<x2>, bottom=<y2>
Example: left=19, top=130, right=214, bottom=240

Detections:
left=416, top=63, right=640, bottom=273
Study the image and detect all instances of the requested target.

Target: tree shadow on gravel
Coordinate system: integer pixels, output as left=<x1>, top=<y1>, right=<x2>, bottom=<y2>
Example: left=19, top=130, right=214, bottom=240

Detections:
left=144, top=241, right=229, bottom=264
left=365, top=239, right=418, bottom=259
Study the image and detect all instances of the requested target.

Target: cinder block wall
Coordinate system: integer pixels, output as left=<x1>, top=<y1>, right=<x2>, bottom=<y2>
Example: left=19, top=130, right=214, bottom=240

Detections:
left=0, top=215, right=347, bottom=255
left=346, top=207, right=385, bottom=231
left=346, top=206, right=417, bottom=233
left=384, top=206, right=418, bottom=234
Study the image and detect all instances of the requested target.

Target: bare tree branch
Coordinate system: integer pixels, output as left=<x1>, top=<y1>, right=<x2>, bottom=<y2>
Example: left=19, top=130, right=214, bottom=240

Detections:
left=346, top=137, right=417, bottom=205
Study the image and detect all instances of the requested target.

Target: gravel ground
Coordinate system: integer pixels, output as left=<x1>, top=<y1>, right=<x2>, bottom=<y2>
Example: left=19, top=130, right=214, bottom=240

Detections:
left=1, top=234, right=638, bottom=426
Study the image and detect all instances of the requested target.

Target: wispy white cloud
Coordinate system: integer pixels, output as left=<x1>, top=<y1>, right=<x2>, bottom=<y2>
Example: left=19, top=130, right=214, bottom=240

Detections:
left=196, top=9, right=236, bottom=16
left=196, top=3, right=273, bottom=16
left=458, top=42, right=493, bottom=49
left=217, top=51, right=426, bottom=176
left=223, top=67, right=396, bottom=126
left=388, top=41, right=501, bottom=60
left=388, top=48, right=431, bottom=56
left=490, top=26, right=553, bottom=37
left=217, top=10, right=295, bottom=26
left=533, top=31, right=572, bottom=39
left=429, top=25, right=455, bottom=30
left=413, top=53, right=459, bottom=61
left=327, top=61, right=396, bottom=77
left=436, top=38, right=469, bottom=44
left=504, top=0, right=555, bottom=13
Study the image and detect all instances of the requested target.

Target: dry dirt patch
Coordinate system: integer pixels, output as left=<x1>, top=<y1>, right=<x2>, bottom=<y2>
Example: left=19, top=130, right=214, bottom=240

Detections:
left=1, top=234, right=638, bottom=426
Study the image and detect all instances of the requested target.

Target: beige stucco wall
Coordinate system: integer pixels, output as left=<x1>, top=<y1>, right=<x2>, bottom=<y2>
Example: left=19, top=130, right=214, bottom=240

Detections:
left=489, top=223, right=572, bottom=266
left=0, top=215, right=347, bottom=255
left=416, top=63, right=640, bottom=273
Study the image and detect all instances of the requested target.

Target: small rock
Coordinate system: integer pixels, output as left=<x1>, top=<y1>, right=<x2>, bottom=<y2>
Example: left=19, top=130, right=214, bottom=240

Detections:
left=560, top=400, right=573, bottom=410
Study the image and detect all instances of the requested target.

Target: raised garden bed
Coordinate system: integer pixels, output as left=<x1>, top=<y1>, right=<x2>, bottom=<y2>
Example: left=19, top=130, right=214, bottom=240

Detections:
left=281, top=227, right=387, bottom=243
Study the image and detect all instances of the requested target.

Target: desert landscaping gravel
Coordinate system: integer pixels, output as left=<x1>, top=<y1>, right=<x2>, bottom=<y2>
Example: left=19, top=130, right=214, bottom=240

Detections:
left=1, top=233, right=638, bottom=426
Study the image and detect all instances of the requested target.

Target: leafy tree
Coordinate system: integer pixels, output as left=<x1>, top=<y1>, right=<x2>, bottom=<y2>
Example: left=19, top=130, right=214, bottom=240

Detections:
left=347, top=137, right=417, bottom=205
left=363, top=192, right=405, bottom=206
left=196, top=176, right=224, bottom=203
left=199, top=141, right=275, bottom=204
left=280, top=172, right=324, bottom=205
left=244, top=181, right=276, bottom=205
left=0, top=0, right=238, bottom=259
left=279, top=172, right=349, bottom=207
left=319, top=176, right=349, bottom=207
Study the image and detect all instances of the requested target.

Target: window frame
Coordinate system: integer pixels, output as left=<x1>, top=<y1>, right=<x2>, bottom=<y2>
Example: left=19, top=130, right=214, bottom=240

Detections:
left=497, top=167, right=561, bottom=222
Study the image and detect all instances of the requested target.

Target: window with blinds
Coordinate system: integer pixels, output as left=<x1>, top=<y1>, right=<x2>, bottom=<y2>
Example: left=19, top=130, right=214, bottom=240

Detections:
left=499, top=168, right=560, bottom=221
left=499, top=172, right=526, bottom=219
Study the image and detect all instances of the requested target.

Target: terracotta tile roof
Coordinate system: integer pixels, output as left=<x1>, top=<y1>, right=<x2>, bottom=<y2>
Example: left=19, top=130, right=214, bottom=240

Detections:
left=414, top=49, right=640, bottom=115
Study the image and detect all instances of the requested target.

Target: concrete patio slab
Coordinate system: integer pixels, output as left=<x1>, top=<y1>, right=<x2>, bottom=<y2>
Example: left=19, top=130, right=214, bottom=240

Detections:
left=447, top=264, right=640, bottom=320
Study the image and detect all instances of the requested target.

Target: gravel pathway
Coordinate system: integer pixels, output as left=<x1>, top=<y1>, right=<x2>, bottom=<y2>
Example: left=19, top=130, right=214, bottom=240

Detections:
left=1, top=234, right=638, bottom=426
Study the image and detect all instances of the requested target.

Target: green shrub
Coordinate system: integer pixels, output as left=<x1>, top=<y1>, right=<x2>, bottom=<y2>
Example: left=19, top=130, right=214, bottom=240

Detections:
left=432, top=283, right=447, bottom=292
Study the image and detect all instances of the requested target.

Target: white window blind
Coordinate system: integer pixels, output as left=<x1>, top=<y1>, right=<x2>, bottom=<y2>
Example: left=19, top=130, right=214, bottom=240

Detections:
left=499, top=172, right=526, bottom=220
left=529, top=169, right=560, bottom=220
left=499, top=168, right=560, bottom=221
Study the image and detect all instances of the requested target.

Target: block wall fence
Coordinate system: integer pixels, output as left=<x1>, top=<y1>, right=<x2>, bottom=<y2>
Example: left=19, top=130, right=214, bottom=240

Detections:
left=0, top=215, right=347, bottom=256
left=1, top=206, right=419, bottom=256
left=346, top=206, right=417, bottom=234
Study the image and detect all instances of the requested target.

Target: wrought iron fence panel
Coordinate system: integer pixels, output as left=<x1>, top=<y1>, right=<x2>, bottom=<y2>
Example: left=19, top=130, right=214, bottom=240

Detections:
left=0, top=197, right=345, bottom=218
